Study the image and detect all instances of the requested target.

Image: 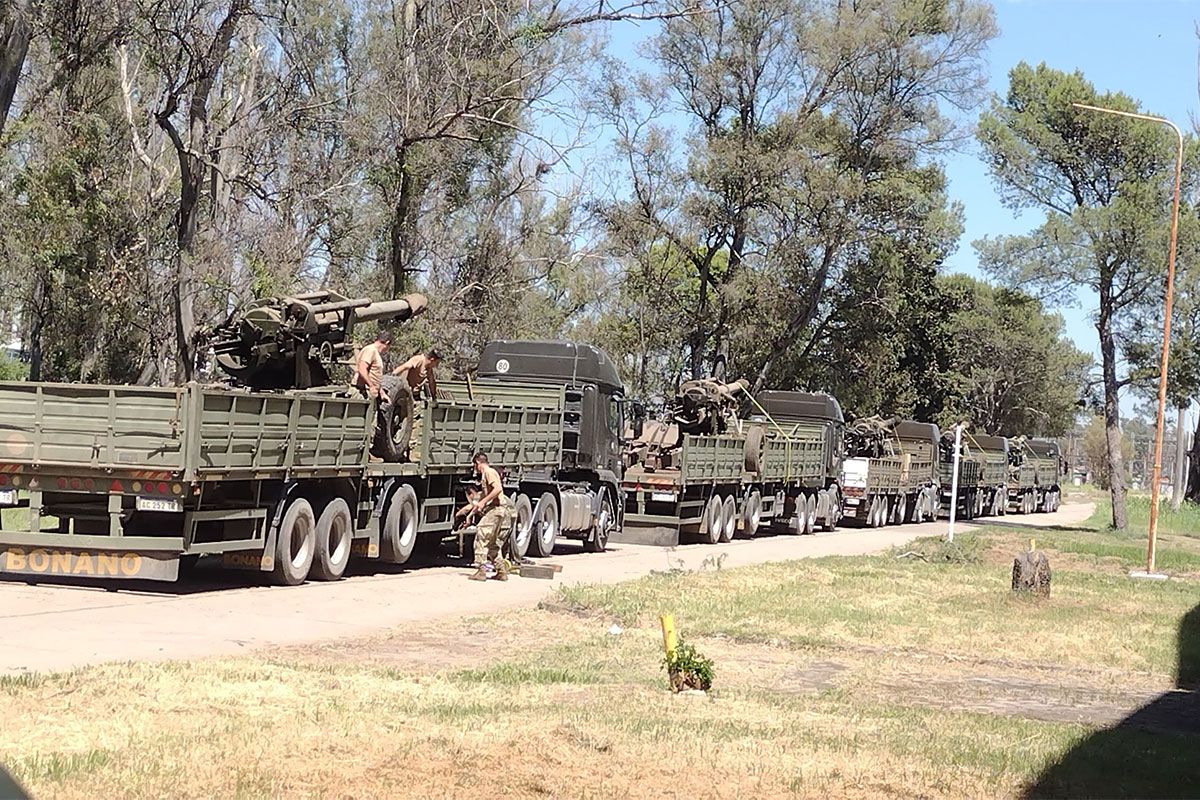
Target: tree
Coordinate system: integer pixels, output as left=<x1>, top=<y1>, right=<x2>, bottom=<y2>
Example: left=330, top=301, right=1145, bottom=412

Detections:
left=1081, top=415, right=1132, bottom=490
left=935, top=275, right=1090, bottom=437
left=976, top=63, right=1182, bottom=531
left=595, top=0, right=996, bottom=388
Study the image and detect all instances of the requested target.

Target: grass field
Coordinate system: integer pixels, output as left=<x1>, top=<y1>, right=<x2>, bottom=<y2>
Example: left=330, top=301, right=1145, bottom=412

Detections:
left=3, top=513, right=1199, bottom=798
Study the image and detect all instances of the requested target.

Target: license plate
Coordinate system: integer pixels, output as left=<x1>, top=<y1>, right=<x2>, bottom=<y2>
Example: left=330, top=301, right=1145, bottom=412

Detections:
left=0, top=489, right=15, bottom=506
left=136, top=497, right=182, bottom=513
left=650, top=491, right=676, bottom=503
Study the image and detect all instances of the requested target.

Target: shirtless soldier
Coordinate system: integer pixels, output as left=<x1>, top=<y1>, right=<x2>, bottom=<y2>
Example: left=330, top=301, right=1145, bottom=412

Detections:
left=456, top=452, right=514, bottom=581
left=393, top=348, right=442, bottom=400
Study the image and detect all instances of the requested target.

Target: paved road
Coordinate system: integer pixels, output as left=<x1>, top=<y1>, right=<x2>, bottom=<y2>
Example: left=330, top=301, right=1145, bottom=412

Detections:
left=0, top=503, right=1093, bottom=675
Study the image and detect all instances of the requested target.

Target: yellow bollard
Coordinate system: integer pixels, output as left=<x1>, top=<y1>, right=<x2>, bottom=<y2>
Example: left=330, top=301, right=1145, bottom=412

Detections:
left=660, top=614, right=678, bottom=658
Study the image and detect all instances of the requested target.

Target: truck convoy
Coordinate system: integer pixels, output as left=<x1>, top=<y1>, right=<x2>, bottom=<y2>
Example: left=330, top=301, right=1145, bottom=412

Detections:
left=0, top=290, right=1063, bottom=585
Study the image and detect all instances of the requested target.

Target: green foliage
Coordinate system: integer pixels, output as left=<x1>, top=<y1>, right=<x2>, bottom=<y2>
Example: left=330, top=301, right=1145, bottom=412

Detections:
left=934, top=275, right=1090, bottom=436
left=663, top=638, right=714, bottom=692
left=1080, top=416, right=1133, bottom=489
left=0, top=355, right=28, bottom=381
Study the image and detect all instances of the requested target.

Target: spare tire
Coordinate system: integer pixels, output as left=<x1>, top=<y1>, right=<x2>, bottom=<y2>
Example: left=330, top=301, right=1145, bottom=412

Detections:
left=372, top=375, right=414, bottom=462
left=744, top=425, right=766, bottom=474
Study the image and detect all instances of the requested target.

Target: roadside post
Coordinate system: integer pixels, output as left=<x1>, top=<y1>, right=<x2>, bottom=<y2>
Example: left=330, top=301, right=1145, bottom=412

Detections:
left=660, top=614, right=678, bottom=658
left=947, top=422, right=965, bottom=543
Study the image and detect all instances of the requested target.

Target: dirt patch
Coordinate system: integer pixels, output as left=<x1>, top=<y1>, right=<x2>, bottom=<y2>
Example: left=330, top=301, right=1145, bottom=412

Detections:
left=272, top=609, right=592, bottom=672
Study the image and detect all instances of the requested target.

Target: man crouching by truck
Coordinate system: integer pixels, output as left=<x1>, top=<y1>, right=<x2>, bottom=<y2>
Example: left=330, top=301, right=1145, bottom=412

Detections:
left=456, top=452, right=515, bottom=581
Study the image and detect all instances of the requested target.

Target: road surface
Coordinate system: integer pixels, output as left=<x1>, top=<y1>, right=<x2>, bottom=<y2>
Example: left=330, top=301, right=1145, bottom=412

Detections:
left=0, top=503, right=1093, bottom=674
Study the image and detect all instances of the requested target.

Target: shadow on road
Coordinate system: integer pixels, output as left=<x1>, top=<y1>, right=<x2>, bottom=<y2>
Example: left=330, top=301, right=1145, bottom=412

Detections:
left=1024, top=603, right=1200, bottom=798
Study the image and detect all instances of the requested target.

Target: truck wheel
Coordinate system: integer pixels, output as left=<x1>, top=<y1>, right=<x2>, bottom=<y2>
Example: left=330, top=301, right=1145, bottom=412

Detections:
left=508, top=494, right=533, bottom=559
left=310, top=498, right=352, bottom=581
left=821, top=488, right=840, bottom=531
left=371, top=377, right=414, bottom=463
left=895, top=494, right=908, bottom=526
left=743, top=490, right=763, bottom=536
left=271, top=497, right=316, bottom=586
left=529, top=492, right=560, bottom=557
left=584, top=491, right=615, bottom=553
left=803, top=493, right=817, bottom=534
left=701, top=495, right=723, bottom=544
left=381, top=484, right=419, bottom=564
left=865, top=497, right=878, bottom=528
left=718, top=495, right=737, bottom=543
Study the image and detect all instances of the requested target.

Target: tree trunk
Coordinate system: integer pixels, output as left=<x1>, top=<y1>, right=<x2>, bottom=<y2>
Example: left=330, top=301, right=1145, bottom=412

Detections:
left=1098, top=311, right=1128, bottom=530
left=1172, top=404, right=1188, bottom=511
left=26, top=268, right=47, bottom=382
left=0, top=0, right=31, bottom=140
left=389, top=144, right=416, bottom=298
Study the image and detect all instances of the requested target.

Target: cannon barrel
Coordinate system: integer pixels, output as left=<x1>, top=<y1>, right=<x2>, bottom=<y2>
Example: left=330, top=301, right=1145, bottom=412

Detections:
left=352, top=293, right=429, bottom=323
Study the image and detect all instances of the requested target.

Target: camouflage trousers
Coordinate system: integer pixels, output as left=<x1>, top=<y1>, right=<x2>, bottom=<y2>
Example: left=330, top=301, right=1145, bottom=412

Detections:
left=474, top=496, right=514, bottom=566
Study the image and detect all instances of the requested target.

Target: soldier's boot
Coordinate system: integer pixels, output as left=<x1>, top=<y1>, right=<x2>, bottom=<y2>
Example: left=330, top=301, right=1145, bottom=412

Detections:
left=494, top=561, right=509, bottom=582
left=468, top=565, right=489, bottom=581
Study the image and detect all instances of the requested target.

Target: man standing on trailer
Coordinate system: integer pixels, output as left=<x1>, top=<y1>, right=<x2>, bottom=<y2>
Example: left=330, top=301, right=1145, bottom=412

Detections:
left=392, top=348, right=442, bottom=400
left=353, top=330, right=391, bottom=399
left=460, top=452, right=514, bottom=581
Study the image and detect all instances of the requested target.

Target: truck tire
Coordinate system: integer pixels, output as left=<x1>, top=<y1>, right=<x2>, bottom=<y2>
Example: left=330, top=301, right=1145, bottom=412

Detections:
left=743, top=426, right=765, bottom=474
left=701, top=495, right=723, bottom=544
left=508, top=494, right=533, bottom=559
left=894, top=493, right=907, bottom=526
left=529, top=492, right=560, bottom=557
left=821, top=488, right=840, bottom=532
left=743, top=490, right=763, bottom=536
left=310, top=497, right=353, bottom=581
left=381, top=484, right=419, bottom=564
left=804, top=493, right=817, bottom=534
left=584, top=490, right=615, bottom=553
left=372, top=376, right=414, bottom=463
left=719, top=494, right=737, bottom=543
left=271, top=497, right=316, bottom=586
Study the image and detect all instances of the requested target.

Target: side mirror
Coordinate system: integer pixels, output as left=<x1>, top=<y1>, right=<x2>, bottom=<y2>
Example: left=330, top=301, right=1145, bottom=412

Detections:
left=631, top=400, right=646, bottom=439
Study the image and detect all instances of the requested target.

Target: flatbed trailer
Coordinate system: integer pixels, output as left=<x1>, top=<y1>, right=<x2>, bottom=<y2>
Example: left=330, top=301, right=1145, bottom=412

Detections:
left=0, top=340, right=628, bottom=584
left=617, top=391, right=843, bottom=546
left=842, top=421, right=940, bottom=527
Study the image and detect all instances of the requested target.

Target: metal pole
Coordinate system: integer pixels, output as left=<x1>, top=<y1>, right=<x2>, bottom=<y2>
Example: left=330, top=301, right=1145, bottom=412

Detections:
left=947, top=422, right=963, bottom=543
left=1072, top=103, right=1183, bottom=575
left=1172, top=406, right=1187, bottom=511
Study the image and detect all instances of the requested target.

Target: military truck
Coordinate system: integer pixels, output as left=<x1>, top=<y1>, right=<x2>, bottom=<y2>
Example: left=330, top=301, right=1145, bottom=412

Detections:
left=617, top=387, right=843, bottom=545
left=841, top=419, right=940, bottom=526
left=0, top=296, right=628, bottom=584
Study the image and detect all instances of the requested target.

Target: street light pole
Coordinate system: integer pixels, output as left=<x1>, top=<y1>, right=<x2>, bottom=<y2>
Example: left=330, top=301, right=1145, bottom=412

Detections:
left=1072, top=102, right=1183, bottom=576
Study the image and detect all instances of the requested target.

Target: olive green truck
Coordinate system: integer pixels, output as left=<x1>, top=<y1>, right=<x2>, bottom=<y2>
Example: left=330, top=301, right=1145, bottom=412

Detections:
left=617, top=391, right=844, bottom=546
left=0, top=339, right=628, bottom=584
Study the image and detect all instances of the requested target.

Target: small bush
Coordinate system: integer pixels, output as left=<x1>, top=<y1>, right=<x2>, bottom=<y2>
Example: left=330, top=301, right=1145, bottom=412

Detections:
left=663, top=639, right=714, bottom=692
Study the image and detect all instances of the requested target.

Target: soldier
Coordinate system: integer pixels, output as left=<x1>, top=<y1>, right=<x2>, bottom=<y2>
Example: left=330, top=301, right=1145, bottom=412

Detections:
left=393, top=348, right=442, bottom=400
left=353, top=330, right=391, bottom=399
left=457, top=452, right=514, bottom=581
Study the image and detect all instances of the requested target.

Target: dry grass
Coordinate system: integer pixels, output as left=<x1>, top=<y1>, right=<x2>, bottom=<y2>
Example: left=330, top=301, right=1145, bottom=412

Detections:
left=4, top=520, right=1200, bottom=799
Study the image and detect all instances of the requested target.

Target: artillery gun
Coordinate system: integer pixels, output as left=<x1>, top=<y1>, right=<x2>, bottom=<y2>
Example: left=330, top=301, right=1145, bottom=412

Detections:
left=208, top=291, right=428, bottom=390
left=844, top=415, right=900, bottom=459
left=627, top=377, right=749, bottom=471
